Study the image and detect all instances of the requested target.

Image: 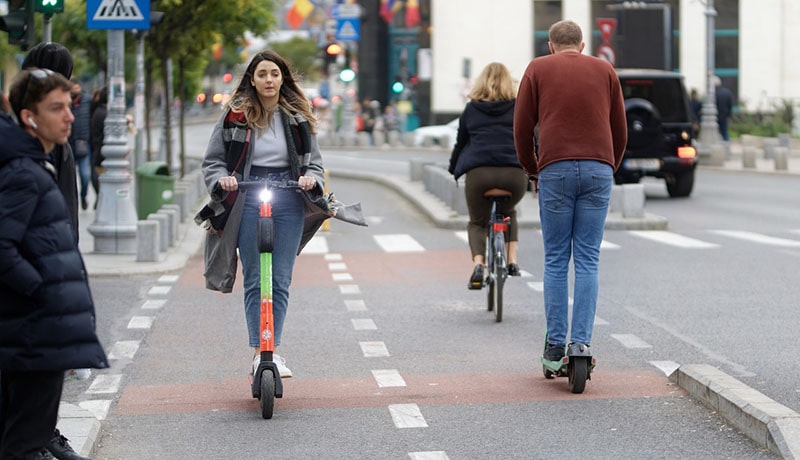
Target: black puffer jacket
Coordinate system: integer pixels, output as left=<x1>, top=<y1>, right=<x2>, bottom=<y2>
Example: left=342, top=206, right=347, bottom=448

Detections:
left=448, top=99, right=522, bottom=180
left=0, top=113, right=108, bottom=372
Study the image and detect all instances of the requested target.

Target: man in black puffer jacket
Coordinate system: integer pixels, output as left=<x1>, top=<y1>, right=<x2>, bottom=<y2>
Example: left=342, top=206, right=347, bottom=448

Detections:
left=0, top=69, right=109, bottom=460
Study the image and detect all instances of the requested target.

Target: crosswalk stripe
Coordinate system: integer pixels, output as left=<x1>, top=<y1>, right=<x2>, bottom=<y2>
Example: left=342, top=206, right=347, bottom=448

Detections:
left=629, top=231, right=719, bottom=248
left=359, top=341, right=390, bottom=357
left=374, top=234, right=425, bottom=252
left=351, top=318, right=377, bottom=330
left=709, top=230, right=800, bottom=247
left=650, top=360, right=680, bottom=376
left=611, top=333, right=653, bottom=349
left=344, top=299, right=367, bottom=311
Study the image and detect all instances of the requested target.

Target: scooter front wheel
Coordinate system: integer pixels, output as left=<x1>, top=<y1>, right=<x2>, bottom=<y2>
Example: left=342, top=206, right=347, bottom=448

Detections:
left=260, top=369, right=275, bottom=419
left=568, top=357, right=588, bottom=394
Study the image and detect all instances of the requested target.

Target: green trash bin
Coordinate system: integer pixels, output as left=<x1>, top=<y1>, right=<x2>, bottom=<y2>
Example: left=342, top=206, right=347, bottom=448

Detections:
left=136, top=161, right=175, bottom=219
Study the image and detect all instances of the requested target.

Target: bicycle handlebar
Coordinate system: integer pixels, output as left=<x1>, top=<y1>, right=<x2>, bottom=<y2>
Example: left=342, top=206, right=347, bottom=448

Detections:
left=237, top=180, right=301, bottom=190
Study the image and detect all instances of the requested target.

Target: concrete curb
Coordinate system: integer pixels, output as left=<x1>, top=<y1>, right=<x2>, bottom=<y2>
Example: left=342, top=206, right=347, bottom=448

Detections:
left=57, top=402, right=100, bottom=457
left=670, top=364, right=800, bottom=459
left=328, top=168, right=669, bottom=231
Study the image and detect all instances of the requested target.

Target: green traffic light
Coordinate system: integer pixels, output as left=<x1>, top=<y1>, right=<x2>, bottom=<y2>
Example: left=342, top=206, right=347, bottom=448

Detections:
left=35, top=0, right=64, bottom=14
left=391, top=81, right=405, bottom=94
left=339, top=68, right=356, bottom=83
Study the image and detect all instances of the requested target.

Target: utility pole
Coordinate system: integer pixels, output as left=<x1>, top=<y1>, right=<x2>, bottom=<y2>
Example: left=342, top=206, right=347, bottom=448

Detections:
left=87, top=30, right=138, bottom=254
left=697, top=0, right=720, bottom=152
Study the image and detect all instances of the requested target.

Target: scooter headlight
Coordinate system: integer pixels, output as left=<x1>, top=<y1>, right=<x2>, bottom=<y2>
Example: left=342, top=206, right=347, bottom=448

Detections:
left=259, top=188, right=273, bottom=203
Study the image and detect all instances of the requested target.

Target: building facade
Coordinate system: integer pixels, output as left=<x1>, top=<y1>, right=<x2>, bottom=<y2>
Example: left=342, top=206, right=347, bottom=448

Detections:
left=427, top=0, right=799, bottom=121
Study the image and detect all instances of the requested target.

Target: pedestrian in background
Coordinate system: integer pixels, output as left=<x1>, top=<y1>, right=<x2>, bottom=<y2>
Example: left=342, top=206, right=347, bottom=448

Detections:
left=21, top=42, right=79, bottom=243
left=68, top=79, right=92, bottom=211
left=1, top=68, right=108, bottom=460
left=198, top=50, right=326, bottom=379
left=514, top=20, right=627, bottom=362
left=448, top=62, right=528, bottom=289
left=714, top=76, right=734, bottom=141
left=89, top=86, right=108, bottom=206
left=689, top=88, right=702, bottom=133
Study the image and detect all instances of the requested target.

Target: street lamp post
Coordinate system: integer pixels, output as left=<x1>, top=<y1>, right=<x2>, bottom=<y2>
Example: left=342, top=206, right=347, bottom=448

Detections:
left=87, top=29, right=138, bottom=254
left=698, top=0, right=720, bottom=153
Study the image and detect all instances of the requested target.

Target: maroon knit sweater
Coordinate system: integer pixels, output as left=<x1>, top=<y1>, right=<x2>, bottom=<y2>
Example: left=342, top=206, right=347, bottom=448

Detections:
left=513, top=51, right=627, bottom=177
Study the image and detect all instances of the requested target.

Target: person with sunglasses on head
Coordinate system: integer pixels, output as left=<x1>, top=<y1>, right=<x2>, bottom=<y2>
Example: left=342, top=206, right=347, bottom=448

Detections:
left=0, top=68, right=109, bottom=460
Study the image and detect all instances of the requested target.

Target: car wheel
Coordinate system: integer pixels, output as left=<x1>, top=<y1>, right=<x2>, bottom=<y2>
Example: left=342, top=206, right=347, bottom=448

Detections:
left=625, top=98, right=662, bottom=150
left=666, top=170, right=694, bottom=197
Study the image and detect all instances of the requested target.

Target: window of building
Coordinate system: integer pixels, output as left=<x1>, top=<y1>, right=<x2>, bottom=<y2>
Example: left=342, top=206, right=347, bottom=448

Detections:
left=533, top=1, right=562, bottom=57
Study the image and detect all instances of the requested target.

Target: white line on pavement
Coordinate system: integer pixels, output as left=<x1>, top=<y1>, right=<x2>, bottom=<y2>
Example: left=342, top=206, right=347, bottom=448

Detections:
left=127, top=316, right=153, bottom=329
left=324, top=253, right=342, bottom=261
left=303, top=235, right=329, bottom=254
left=650, top=360, right=680, bottom=376
left=339, top=284, right=361, bottom=295
left=328, top=262, right=347, bottom=271
left=630, top=231, right=719, bottom=248
left=147, top=285, right=172, bottom=296
left=611, top=333, right=653, bottom=349
left=389, top=403, right=428, bottom=428
left=372, top=369, right=407, bottom=388
left=710, top=229, right=800, bottom=247
left=408, top=452, right=449, bottom=459
left=351, top=318, right=377, bottom=330
left=140, top=299, right=166, bottom=310
left=332, top=272, right=353, bottom=281
left=157, top=275, right=179, bottom=284
left=344, top=299, right=367, bottom=311
left=373, top=234, right=425, bottom=253
left=86, top=375, right=122, bottom=394
left=359, top=341, right=390, bottom=357
left=107, top=340, right=141, bottom=360
left=79, top=400, right=112, bottom=420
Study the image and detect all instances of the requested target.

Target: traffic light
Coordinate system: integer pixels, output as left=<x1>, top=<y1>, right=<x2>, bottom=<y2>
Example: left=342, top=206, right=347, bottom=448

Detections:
left=391, top=78, right=405, bottom=95
left=0, top=0, right=34, bottom=47
left=323, top=42, right=342, bottom=67
left=34, top=0, right=63, bottom=14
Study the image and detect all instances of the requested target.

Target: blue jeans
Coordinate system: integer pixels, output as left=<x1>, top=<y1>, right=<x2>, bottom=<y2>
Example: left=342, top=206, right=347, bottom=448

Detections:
left=237, top=170, right=304, bottom=348
left=538, top=160, right=613, bottom=346
left=76, top=151, right=92, bottom=202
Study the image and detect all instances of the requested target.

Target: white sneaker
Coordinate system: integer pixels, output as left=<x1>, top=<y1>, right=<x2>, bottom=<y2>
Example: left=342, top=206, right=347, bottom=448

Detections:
left=252, top=353, right=293, bottom=378
left=64, top=369, right=91, bottom=381
left=273, top=354, right=293, bottom=378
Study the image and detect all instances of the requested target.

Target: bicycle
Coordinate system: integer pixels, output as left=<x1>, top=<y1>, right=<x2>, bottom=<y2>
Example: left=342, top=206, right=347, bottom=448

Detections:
left=483, top=188, right=512, bottom=323
left=237, top=178, right=301, bottom=419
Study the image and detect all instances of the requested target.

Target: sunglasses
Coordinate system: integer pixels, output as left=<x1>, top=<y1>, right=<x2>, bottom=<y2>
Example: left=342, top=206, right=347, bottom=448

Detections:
left=21, top=68, right=55, bottom=97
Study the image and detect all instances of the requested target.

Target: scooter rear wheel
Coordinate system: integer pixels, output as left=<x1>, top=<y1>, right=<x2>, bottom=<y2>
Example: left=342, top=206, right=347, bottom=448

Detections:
left=260, top=369, right=275, bottom=419
left=568, top=357, right=588, bottom=394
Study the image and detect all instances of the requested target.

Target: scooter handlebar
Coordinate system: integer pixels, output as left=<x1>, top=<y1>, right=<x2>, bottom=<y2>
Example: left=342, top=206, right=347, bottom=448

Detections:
left=237, top=180, right=301, bottom=190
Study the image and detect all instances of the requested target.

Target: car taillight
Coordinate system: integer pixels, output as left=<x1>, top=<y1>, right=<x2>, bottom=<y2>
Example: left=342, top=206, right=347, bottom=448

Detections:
left=677, top=146, right=696, bottom=158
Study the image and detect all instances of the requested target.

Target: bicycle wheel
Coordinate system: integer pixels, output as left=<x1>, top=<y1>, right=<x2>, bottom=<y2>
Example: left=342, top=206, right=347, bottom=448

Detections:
left=486, top=227, right=495, bottom=312
left=492, top=234, right=507, bottom=322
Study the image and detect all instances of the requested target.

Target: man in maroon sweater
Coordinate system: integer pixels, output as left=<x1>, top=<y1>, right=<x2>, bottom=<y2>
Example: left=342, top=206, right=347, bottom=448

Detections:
left=514, top=19, right=627, bottom=364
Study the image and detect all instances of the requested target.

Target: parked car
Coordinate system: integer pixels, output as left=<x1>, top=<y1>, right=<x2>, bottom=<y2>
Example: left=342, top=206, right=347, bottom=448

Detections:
left=616, top=69, right=697, bottom=197
left=412, top=118, right=459, bottom=149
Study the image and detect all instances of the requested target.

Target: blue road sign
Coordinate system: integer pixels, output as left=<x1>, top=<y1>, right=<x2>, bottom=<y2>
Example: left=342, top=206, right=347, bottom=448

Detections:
left=87, top=0, right=150, bottom=30
left=336, top=17, right=360, bottom=41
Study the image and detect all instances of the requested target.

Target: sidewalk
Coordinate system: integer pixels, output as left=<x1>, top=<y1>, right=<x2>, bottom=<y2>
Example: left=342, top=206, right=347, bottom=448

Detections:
left=62, top=143, right=800, bottom=458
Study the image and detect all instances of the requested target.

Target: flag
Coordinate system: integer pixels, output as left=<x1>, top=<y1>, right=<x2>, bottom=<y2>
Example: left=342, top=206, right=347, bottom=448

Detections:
left=380, top=0, right=394, bottom=24
left=405, top=0, right=420, bottom=28
left=286, top=0, right=314, bottom=29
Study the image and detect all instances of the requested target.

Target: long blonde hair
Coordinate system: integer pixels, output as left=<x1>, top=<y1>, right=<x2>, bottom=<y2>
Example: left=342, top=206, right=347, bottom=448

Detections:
left=467, top=62, right=516, bottom=102
left=227, top=49, right=317, bottom=133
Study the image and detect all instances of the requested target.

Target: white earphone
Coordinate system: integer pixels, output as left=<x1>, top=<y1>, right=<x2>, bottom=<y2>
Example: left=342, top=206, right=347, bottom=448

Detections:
left=28, top=117, right=38, bottom=130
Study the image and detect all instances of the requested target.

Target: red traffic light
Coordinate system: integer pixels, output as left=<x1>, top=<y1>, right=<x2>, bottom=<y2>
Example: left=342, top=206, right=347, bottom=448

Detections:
left=325, top=43, right=343, bottom=56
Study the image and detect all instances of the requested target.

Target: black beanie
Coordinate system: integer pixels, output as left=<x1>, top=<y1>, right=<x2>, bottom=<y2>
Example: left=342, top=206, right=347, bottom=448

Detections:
left=21, top=42, right=74, bottom=79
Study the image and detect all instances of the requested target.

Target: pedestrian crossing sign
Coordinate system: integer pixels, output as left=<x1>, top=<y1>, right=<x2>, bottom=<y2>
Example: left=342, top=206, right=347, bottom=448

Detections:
left=87, top=0, right=150, bottom=30
left=336, top=17, right=360, bottom=41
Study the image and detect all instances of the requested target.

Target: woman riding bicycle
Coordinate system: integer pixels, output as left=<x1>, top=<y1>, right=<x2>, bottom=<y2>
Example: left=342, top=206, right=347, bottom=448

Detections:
left=448, top=62, right=528, bottom=289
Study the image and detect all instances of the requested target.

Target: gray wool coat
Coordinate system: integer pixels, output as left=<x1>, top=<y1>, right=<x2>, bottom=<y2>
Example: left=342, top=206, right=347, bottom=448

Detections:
left=199, top=109, right=326, bottom=293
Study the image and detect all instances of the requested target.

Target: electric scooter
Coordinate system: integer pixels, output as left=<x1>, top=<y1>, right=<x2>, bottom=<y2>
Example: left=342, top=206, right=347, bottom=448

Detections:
left=540, top=336, right=596, bottom=394
left=239, top=180, right=297, bottom=419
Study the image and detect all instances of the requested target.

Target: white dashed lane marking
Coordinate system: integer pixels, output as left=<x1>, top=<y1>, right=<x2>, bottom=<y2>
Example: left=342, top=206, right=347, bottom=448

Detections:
left=389, top=403, right=428, bottom=428
left=359, top=341, right=390, bottom=357
left=371, top=369, right=407, bottom=388
left=79, top=400, right=112, bottom=420
left=107, top=340, right=141, bottom=360
left=127, top=316, right=153, bottom=329
left=147, top=285, right=172, bottom=296
left=328, top=262, right=347, bottom=271
left=339, top=284, right=361, bottom=295
left=351, top=318, right=377, bottom=330
left=303, top=235, right=329, bottom=254
left=611, top=333, right=653, bottom=349
left=344, top=299, right=367, bottom=311
left=650, top=360, right=680, bottom=376
left=332, top=272, right=353, bottom=281
left=140, top=299, right=166, bottom=310
left=408, top=452, right=449, bottom=460
left=157, top=275, right=179, bottom=284
left=86, top=375, right=122, bottom=394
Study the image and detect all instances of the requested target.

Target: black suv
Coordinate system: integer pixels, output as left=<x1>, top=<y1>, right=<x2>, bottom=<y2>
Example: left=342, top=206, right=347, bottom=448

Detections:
left=616, top=69, right=697, bottom=197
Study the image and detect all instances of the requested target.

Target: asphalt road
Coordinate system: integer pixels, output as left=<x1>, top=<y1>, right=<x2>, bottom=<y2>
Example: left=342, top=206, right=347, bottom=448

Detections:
left=73, top=169, right=786, bottom=458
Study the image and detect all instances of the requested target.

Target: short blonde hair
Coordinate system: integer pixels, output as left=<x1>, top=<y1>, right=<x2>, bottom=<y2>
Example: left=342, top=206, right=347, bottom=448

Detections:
left=549, top=20, right=582, bottom=47
left=468, top=62, right=516, bottom=101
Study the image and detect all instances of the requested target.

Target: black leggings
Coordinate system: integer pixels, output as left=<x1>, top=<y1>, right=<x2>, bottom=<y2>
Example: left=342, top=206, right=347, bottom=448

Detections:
left=464, top=166, right=529, bottom=259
